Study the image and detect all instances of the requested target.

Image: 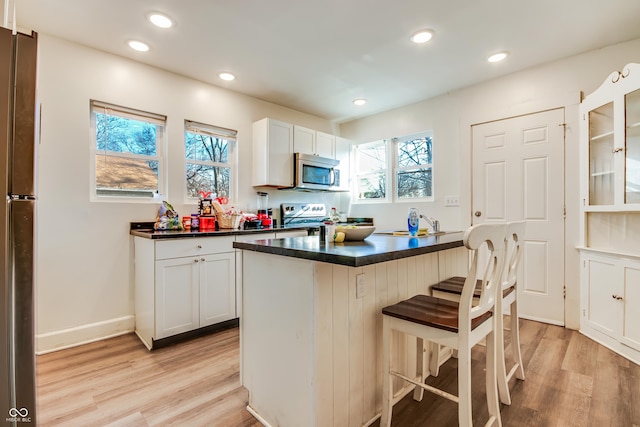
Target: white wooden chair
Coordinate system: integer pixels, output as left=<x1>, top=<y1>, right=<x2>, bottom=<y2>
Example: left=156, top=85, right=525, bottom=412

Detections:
left=431, top=221, right=526, bottom=405
left=380, top=223, right=505, bottom=427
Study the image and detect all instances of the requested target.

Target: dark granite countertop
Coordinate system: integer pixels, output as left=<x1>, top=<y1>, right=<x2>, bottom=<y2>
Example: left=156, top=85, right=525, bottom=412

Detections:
left=232, top=232, right=464, bottom=267
left=130, top=222, right=312, bottom=239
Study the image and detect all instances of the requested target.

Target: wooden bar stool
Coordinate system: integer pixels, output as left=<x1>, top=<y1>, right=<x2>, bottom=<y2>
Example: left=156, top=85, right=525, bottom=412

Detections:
left=431, top=221, right=526, bottom=405
left=380, top=223, right=505, bottom=427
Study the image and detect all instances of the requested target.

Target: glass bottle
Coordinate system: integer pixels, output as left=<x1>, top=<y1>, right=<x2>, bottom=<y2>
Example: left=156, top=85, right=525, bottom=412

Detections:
left=330, top=207, right=340, bottom=223
left=408, top=208, right=419, bottom=236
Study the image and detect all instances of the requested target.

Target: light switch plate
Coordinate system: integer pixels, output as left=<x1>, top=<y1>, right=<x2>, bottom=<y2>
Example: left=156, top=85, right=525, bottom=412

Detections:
left=445, top=196, right=459, bottom=207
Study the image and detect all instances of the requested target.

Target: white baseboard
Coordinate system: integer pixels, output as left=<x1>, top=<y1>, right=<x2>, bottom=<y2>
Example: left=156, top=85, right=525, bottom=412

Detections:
left=36, top=315, right=135, bottom=354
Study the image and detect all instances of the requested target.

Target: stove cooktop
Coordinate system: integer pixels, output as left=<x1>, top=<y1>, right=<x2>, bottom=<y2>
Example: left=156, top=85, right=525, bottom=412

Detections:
left=280, top=203, right=373, bottom=228
left=281, top=203, right=327, bottom=227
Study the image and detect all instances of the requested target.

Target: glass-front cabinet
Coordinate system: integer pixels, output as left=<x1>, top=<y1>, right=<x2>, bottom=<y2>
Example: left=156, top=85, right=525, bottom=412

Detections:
left=588, top=101, right=614, bottom=205
left=625, top=88, right=640, bottom=204
left=580, top=64, right=640, bottom=366
left=581, top=64, right=640, bottom=210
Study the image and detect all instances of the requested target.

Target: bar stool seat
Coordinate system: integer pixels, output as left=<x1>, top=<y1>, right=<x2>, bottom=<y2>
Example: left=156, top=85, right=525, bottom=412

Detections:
left=430, top=221, right=526, bottom=405
left=379, top=223, right=505, bottom=427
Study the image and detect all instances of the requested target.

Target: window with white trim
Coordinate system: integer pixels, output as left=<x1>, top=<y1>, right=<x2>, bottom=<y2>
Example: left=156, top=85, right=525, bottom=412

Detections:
left=90, top=100, right=166, bottom=199
left=354, top=140, right=388, bottom=200
left=395, top=132, right=433, bottom=200
left=185, top=120, right=237, bottom=200
left=354, top=131, right=433, bottom=202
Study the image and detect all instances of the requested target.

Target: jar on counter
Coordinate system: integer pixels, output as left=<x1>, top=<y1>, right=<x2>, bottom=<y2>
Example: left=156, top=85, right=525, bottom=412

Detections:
left=182, top=216, right=192, bottom=230
left=190, top=213, right=200, bottom=230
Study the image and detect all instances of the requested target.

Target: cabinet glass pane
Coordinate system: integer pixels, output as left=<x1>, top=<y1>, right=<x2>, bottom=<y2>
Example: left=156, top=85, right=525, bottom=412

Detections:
left=625, top=88, right=640, bottom=204
left=589, top=102, right=614, bottom=205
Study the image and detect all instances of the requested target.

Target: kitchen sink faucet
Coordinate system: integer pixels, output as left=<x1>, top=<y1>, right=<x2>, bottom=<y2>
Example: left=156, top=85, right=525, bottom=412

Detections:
left=419, top=215, right=440, bottom=233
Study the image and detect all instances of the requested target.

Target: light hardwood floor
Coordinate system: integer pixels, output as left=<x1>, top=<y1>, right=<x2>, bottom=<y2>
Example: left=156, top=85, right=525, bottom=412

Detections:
left=36, top=320, right=640, bottom=427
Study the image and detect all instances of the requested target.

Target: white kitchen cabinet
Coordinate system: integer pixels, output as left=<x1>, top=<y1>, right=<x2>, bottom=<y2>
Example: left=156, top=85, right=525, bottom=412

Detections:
left=293, top=125, right=315, bottom=155
left=294, top=125, right=335, bottom=158
left=580, top=250, right=640, bottom=363
left=315, top=131, right=336, bottom=158
left=134, top=236, right=236, bottom=349
left=335, top=136, right=352, bottom=191
left=579, top=64, right=640, bottom=364
left=580, top=63, right=640, bottom=210
left=155, top=256, right=199, bottom=339
left=253, top=118, right=294, bottom=187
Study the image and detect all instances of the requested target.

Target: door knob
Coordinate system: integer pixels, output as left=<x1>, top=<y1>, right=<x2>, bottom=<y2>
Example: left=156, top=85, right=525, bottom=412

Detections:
left=474, top=211, right=482, bottom=217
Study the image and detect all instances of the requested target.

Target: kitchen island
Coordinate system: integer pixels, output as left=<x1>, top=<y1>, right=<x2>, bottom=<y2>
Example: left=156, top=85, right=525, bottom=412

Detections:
left=234, top=233, right=467, bottom=427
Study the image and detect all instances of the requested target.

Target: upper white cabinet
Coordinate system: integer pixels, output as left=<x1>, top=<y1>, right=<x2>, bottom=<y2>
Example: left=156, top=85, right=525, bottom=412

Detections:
left=315, top=131, right=336, bottom=158
left=253, top=118, right=294, bottom=187
left=581, top=63, right=640, bottom=210
left=293, top=125, right=315, bottom=155
left=293, top=125, right=335, bottom=158
left=253, top=118, right=349, bottom=189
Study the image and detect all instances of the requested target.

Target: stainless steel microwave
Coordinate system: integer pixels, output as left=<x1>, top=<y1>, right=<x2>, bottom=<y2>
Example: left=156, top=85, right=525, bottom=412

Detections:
left=293, top=152, right=342, bottom=191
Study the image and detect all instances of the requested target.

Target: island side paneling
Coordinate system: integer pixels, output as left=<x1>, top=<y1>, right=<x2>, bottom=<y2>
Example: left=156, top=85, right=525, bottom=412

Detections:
left=242, top=246, right=468, bottom=427
left=314, top=246, right=467, bottom=426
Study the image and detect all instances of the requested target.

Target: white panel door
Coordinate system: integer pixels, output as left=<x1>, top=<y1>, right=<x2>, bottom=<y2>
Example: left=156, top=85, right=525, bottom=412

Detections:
left=472, top=108, right=565, bottom=325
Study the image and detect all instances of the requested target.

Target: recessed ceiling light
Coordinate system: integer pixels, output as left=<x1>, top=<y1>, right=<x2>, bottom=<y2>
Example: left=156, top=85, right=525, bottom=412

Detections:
left=410, top=29, right=433, bottom=44
left=148, top=13, right=173, bottom=29
left=353, top=99, right=367, bottom=106
left=487, top=51, right=508, bottom=63
left=219, top=72, right=236, bottom=81
left=128, top=40, right=149, bottom=52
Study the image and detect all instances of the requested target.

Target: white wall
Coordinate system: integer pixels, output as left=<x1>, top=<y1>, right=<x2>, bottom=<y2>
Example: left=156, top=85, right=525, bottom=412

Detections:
left=34, top=34, right=344, bottom=352
left=340, top=37, right=640, bottom=329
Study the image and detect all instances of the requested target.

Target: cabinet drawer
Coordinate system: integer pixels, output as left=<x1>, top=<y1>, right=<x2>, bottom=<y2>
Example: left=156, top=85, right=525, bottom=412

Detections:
left=155, top=236, right=235, bottom=260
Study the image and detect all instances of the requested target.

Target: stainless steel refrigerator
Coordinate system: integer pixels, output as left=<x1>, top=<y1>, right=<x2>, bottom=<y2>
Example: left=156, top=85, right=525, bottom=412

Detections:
left=0, top=27, right=38, bottom=426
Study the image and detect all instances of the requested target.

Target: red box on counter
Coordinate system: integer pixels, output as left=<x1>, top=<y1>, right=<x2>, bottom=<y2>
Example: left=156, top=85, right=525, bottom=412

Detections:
left=199, top=216, right=215, bottom=230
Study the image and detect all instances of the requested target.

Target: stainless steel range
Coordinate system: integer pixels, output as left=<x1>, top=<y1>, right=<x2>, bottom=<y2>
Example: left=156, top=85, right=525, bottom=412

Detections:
left=280, top=203, right=374, bottom=229
left=280, top=203, right=327, bottom=228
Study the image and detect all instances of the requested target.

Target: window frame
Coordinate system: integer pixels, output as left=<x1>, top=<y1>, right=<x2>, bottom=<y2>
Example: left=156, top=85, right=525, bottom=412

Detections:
left=353, top=140, right=391, bottom=203
left=89, top=100, right=167, bottom=202
left=352, top=131, right=434, bottom=204
left=184, top=120, right=238, bottom=204
left=393, top=131, right=434, bottom=202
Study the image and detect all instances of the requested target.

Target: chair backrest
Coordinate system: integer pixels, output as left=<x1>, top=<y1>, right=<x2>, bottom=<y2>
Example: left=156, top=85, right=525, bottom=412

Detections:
left=460, top=223, right=507, bottom=325
left=504, top=221, right=526, bottom=291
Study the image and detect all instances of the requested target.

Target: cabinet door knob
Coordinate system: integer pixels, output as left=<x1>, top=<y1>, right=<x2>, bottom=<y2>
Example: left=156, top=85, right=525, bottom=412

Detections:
left=197, top=244, right=202, bottom=249
left=201, top=258, right=205, bottom=262
left=194, top=259, right=199, bottom=263
left=474, top=211, right=482, bottom=217
left=612, top=294, right=623, bottom=300
left=612, top=147, right=624, bottom=153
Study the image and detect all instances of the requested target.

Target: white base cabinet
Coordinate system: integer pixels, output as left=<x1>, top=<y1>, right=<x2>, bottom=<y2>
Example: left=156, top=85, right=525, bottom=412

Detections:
left=134, top=236, right=236, bottom=349
left=580, top=250, right=640, bottom=364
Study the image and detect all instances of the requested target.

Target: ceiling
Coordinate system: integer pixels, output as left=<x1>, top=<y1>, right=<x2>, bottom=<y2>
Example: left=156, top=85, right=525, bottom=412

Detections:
left=12, top=0, right=640, bottom=123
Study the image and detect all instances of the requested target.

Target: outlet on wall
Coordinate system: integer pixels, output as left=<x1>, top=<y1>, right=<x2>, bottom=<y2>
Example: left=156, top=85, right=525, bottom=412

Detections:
left=445, top=196, right=459, bottom=207
left=356, top=273, right=366, bottom=299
